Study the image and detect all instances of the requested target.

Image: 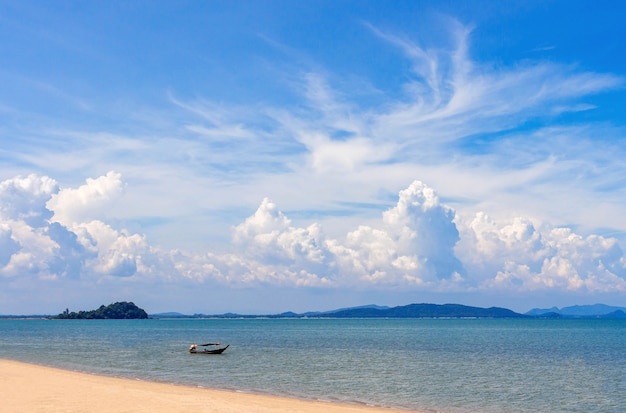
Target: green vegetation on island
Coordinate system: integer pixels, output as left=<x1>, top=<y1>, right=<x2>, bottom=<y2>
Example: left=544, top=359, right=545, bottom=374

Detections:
left=54, top=301, right=148, bottom=319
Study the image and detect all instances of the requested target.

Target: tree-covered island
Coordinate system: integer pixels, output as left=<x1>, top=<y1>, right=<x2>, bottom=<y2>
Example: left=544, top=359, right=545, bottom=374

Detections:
left=54, top=301, right=148, bottom=319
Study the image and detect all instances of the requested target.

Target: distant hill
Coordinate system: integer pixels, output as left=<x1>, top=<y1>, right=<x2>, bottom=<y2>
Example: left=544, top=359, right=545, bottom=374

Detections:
left=526, top=304, right=626, bottom=318
left=150, top=312, right=187, bottom=318
left=318, top=303, right=526, bottom=318
left=299, top=304, right=391, bottom=318
left=601, top=310, right=626, bottom=319
left=54, top=301, right=148, bottom=319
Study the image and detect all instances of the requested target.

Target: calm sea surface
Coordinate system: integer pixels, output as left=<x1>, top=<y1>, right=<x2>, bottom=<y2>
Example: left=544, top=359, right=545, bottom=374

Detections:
left=1, top=318, right=624, bottom=413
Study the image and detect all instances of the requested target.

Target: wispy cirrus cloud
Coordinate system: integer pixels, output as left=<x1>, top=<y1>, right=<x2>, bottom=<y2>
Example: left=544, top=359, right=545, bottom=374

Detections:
left=140, top=19, right=626, bottom=245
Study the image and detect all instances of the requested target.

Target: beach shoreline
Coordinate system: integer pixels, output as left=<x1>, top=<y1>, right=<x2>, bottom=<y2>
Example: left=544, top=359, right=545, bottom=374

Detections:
left=0, top=359, right=421, bottom=413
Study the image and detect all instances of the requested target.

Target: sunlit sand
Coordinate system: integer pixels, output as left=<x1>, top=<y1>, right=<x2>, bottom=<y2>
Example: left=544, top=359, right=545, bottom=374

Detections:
left=0, top=359, right=420, bottom=413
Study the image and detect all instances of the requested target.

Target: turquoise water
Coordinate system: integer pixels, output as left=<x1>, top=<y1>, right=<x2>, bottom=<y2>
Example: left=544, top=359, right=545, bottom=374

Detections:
left=0, top=318, right=624, bottom=413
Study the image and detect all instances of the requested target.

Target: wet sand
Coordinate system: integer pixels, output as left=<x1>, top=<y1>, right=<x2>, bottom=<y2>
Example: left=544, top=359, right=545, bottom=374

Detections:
left=0, top=359, right=420, bottom=413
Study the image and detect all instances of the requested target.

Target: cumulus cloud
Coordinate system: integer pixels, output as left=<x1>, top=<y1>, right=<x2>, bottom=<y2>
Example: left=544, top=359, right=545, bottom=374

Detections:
left=0, top=175, right=63, bottom=279
left=321, top=181, right=464, bottom=287
left=47, top=171, right=125, bottom=226
left=229, top=179, right=626, bottom=294
left=231, top=197, right=330, bottom=286
left=382, top=181, right=463, bottom=280
left=0, top=172, right=150, bottom=280
left=233, top=197, right=326, bottom=264
left=2, top=172, right=625, bottom=297
left=2, top=172, right=626, bottom=306
left=0, top=224, right=19, bottom=267
left=0, top=174, right=58, bottom=226
left=70, top=220, right=150, bottom=278
left=457, top=214, right=626, bottom=292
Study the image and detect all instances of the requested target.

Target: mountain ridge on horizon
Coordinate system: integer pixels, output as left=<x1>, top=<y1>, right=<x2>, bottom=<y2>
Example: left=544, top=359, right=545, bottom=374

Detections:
left=149, top=302, right=626, bottom=319
left=525, top=303, right=626, bottom=317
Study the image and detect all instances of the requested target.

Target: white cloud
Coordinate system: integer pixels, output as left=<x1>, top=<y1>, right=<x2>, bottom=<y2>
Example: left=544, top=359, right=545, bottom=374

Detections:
left=0, top=172, right=153, bottom=281
left=0, top=220, right=58, bottom=279
left=71, top=220, right=151, bottom=278
left=0, top=223, right=19, bottom=267
left=47, top=171, right=125, bottom=226
left=227, top=179, right=626, bottom=295
left=457, top=213, right=626, bottom=293
left=300, top=132, right=395, bottom=173
left=366, top=29, right=622, bottom=149
left=0, top=174, right=58, bottom=226
left=232, top=197, right=329, bottom=282
left=382, top=181, right=462, bottom=279
left=233, top=197, right=291, bottom=243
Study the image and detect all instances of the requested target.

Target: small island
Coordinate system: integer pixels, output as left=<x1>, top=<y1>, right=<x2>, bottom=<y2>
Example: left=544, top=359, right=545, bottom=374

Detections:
left=54, top=301, right=148, bottom=319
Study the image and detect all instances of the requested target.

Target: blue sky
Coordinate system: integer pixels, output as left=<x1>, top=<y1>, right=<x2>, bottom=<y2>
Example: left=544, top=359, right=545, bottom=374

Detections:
left=1, top=1, right=626, bottom=314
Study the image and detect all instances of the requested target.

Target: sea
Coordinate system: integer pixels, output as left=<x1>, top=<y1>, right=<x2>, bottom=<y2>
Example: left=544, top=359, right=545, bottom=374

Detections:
left=0, top=318, right=624, bottom=413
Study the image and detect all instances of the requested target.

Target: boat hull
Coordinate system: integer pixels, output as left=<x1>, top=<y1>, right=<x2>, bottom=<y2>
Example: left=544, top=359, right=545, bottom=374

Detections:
left=189, top=344, right=229, bottom=354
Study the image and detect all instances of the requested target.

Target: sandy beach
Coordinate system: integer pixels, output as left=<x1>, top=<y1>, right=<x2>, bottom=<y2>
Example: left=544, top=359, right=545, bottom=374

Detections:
left=0, top=359, right=419, bottom=413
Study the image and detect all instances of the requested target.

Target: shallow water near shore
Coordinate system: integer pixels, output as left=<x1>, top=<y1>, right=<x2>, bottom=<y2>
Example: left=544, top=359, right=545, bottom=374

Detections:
left=1, top=318, right=624, bottom=413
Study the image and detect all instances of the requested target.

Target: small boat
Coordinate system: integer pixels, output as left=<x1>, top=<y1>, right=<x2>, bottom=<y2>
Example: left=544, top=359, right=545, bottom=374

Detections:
left=188, top=343, right=229, bottom=354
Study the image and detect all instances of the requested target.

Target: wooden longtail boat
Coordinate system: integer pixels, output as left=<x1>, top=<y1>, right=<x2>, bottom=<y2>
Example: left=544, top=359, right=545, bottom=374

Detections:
left=188, top=343, right=229, bottom=354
